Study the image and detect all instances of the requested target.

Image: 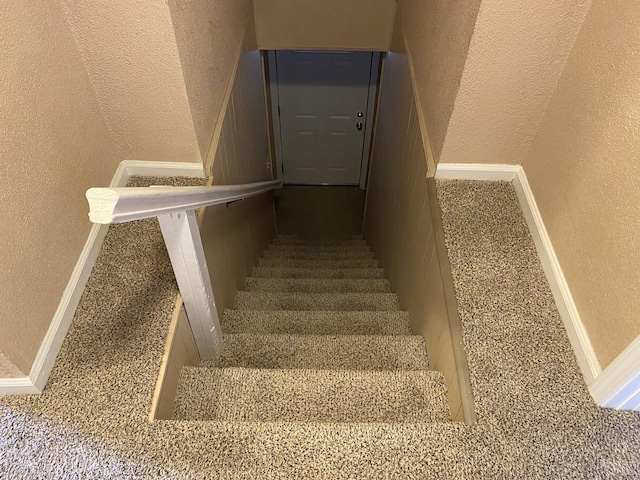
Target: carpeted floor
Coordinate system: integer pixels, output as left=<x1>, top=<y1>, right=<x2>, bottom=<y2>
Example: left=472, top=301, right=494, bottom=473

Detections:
left=1, top=178, right=639, bottom=478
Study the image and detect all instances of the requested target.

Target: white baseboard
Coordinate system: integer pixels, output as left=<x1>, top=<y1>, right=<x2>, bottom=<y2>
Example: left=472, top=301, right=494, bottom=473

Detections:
left=511, top=167, right=601, bottom=384
left=589, top=335, right=640, bottom=411
left=0, top=160, right=205, bottom=395
left=435, top=163, right=602, bottom=386
left=0, top=377, right=40, bottom=395
left=435, top=163, right=521, bottom=181
left=27, top=222, right=110, bottom=392
left=113, top=160, right=205, bottom=187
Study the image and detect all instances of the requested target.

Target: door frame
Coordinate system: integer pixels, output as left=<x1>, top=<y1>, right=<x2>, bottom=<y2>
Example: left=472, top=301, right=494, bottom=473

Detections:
left=266, top=50, right=382, bottom=190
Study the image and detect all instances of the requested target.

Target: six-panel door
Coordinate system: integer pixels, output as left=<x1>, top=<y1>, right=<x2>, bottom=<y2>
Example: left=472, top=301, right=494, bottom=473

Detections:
left=276, top=51, right=374, bottom=185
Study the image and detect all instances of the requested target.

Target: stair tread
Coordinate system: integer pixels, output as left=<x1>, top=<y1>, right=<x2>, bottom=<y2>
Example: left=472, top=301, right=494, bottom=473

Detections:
left=267, top=244, right=372, bottom=253
left=272, top=238, right=368, bottom=247
left=172, top=232, right=450, bottom=429
left=245, top=277, right=392, bottom=293
left=222, top=310, right=412, bottom=335
left=262, top=249, right=375, bottom=259
left=206, top=333, right=429, bottom=370
left=174, top=368, right=449, bottom=423
left=233, top=291, right=401, bottom=311
left=258, top=257, right=379, bottom=268
left=275, top=234, right=363, bottom=240
left=251, top=267, right=386, bottom=279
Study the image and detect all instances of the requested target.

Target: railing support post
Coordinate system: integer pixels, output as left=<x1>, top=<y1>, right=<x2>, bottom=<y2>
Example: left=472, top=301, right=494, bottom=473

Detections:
left=157, top=209, right=221, bottom=360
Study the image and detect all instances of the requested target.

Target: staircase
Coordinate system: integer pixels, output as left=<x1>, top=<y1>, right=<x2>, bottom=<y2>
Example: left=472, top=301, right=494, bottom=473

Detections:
left=173, top=234, right=450, bottom=424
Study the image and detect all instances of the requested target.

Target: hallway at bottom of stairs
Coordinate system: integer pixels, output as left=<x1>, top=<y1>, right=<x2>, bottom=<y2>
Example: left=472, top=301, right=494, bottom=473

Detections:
left=173, top=234, right=451, bottom=425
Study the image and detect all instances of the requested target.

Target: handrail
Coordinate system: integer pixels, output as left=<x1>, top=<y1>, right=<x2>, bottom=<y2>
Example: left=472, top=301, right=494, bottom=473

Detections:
left=86, top=179, right=282, bottom=224
left=84, top=178, right=282, bottom=362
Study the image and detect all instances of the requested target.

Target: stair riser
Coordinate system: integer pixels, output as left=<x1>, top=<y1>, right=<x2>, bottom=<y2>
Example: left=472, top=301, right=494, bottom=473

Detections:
left=262, top=250, right=375, bottom=260
left=271, top=239, right=367, bottom=247
left=174, top=368, right=449, bottom=423
left=267, top=245, right=373, bottom=254
left=207, top=334, right=429, bottom=370
left=250, top=267, right=386, bottom=279
left=233, top=292, right=400, bottom=311
left=258, top=258, right=379, bottom=268
left=274, top=235, right=363, bottom=240
left=221, top=310, right=412, bottom=335
left=244, top=278, right=392, bottom=293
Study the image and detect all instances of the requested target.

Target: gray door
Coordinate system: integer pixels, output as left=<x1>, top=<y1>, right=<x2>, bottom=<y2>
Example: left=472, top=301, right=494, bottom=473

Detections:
left=275, top=51, right=374, bottom=185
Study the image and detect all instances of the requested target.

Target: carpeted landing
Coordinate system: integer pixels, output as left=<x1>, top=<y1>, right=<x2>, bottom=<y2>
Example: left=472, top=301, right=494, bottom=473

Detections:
left=1, top=177, right=640, bottom=478
left=173, top=239, right=449, bottom=424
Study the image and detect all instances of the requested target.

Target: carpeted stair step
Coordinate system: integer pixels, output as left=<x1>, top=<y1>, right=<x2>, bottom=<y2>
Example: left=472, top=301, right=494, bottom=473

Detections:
left=275, top=234, right=363, bottom=241
left=244, top=277, right=392, bottom=293
left=271, top=237, right=368, bottom=247
left=221, top=310, right=412, bottom=335
left=267, top=244, right=373, bottom=254
left=258, top=257, right=379, bottom=268
left=205, top=334, right=429, bottom=370
left=262, top=249, right=375, bottom=260
left=174, top=368, right=449, bottom=423
left=250, top=266, right=386, bottom=279
left=233, top=292, right=400, bottom=311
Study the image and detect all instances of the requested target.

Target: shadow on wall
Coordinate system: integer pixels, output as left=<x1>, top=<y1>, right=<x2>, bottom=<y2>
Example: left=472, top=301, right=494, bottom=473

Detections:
left=363, top=37, right=470, bottom=422
left=275, top=186, right=365, bottom=237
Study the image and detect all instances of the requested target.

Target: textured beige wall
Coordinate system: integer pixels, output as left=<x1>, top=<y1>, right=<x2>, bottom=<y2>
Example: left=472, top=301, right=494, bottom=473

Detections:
left=168, top=0, right=252, bottom=161
left=200, top=22, right=275, bottom=318
left=364, top=29, right=463, bottom=420
left=398, top=0, right=481, bottom=163
left=522, top=0, right=640, bottom=369
left=253, top=0, right=396, bottom=51
left=0, top=352, right=23, bottom=378
left=61, top=0, right=201, bottom=162
left=0, top=2, right=121, bottom=373
left=439, top=0, right=590, bottom=166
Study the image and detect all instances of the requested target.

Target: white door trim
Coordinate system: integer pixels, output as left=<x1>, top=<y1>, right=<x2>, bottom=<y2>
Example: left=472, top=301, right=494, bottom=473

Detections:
left=0, top=160, right=204, bottom=395
left=268, top=50, right=381, bottom=187
left=267, top=51, right=284, bottom=182
left=435, top=163, right=602, bottom=388
left=359, top=52, right=381, bottom=190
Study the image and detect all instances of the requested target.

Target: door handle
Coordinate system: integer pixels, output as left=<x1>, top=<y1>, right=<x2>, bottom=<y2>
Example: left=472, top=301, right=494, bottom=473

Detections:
left=356, top=122, right=363, bottom=131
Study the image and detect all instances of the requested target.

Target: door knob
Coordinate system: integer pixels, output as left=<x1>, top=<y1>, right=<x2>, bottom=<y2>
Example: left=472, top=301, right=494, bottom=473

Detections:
left=356, top=122, right=363, bottom=131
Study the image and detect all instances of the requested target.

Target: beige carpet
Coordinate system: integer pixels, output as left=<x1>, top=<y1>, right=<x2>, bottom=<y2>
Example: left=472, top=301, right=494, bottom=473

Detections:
left=1, top=177, right=639, bottom=478
left=173, top=236, right=447, bottom=424
left=208, top=334, right=429, bottom=370
left=174, top=368, right=448, bottom=422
